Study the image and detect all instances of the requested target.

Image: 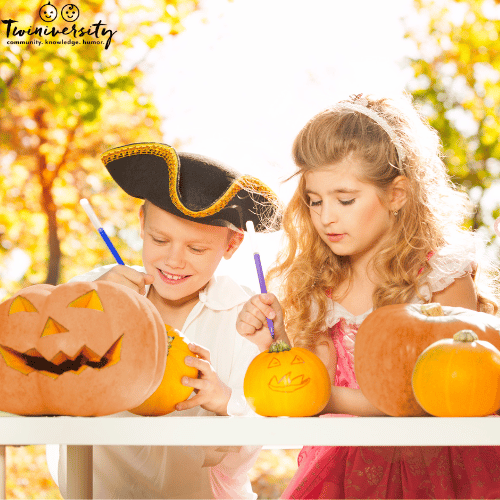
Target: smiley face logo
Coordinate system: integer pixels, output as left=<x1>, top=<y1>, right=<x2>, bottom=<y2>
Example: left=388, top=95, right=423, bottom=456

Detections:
left=61, top=4, right=80, bottom=22
left=39, top=2, right=58, bottom=22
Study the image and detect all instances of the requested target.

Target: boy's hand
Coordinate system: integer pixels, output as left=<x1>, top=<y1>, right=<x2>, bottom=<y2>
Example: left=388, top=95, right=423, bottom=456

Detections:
left=236, top=293, right=290, bottom=351
left=97, top=265, right=154, bottom=296
left=175, top=344, right=231, bottom=416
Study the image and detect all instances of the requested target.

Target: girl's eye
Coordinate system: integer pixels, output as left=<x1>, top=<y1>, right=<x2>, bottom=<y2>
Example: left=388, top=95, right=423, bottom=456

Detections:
left=190, top=247, right=206, bottom=254
left=340, top=199, right=355, bottom=206
left=309, top=199, right=322, bottom=207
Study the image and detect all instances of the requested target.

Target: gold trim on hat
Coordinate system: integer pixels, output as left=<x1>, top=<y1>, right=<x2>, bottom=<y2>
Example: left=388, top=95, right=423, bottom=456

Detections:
left=101, top=143, right=279, bottom=219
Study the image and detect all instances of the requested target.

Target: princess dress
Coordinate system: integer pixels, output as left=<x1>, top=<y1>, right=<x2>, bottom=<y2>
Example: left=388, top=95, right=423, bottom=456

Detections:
left=281, top=243, right=500, bottom=499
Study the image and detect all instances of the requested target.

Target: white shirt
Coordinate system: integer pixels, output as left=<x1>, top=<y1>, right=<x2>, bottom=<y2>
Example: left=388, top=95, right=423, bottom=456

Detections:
left=48, top=265, right=261, bottom=499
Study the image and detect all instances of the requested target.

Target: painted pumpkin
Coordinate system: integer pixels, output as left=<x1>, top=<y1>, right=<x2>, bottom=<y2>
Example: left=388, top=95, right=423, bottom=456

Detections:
left=0, top=281, right=167, bottom=416
left=244, top=340, right=331, bottom=417
left=412, top=330, right=500, bottom=417
left=355, top=303, right=500, bottom=416
left=130, top=326, right=198, bottom=416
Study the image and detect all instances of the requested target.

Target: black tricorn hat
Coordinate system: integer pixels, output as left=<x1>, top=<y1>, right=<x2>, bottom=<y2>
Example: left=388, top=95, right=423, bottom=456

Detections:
left=101, top=143, right=282, bottom=232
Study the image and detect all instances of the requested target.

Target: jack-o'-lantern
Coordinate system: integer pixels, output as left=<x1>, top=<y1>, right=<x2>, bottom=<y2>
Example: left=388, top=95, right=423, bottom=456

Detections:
left=131, top=326, right=198, bottom=416
left=355, top=303, right=500, bottom=417
left=0, top=281, right=167, bottom=416
left=244, top=340, right=331, bottom=417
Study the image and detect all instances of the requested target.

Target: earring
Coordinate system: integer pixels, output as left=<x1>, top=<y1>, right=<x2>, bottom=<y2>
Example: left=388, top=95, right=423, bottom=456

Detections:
left=393, top=210, right=398, bottom=216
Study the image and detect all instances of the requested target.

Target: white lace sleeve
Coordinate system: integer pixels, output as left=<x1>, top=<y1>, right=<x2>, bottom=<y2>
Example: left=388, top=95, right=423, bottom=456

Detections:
left=312, top=295, right=370, bottom=328
left=324, top=297, right=337, bottom=328
left=416, top=239, right=477, bottom=302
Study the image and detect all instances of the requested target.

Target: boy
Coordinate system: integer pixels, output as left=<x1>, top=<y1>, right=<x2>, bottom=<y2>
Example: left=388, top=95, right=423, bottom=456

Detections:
left=50, top=143, right=281, bottom=499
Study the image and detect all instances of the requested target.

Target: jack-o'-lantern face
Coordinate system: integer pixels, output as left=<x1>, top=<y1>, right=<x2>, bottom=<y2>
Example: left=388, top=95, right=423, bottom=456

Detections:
left=0, top=281, right=167, bottom=416
left=266, top=353, right=311, bottom=392
left=2, top=289, right=122, bottom=378
left=244, top=341, right=331, bottom=417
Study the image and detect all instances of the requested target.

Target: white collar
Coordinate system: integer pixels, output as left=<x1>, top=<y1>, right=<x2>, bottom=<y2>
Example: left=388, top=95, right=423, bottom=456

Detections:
left=198, top=275, right=252, bottom=310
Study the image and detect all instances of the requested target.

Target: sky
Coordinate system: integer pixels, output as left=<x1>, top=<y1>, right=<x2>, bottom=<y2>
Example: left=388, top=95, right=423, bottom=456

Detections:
left=144, top=0, right=415, bottom=290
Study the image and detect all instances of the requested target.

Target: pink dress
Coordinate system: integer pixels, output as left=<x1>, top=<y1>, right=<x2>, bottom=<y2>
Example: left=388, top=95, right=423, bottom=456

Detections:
left=282, top=243, right=500, bottom=499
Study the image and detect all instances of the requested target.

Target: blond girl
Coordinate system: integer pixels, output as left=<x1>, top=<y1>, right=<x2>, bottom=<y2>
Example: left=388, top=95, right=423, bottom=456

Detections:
left=237, top=93, right=500, bottom=499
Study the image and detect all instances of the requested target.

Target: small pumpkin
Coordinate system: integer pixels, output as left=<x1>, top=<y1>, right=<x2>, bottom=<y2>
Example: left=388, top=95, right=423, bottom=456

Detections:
left=355, top=303, right=500, bottom=417
left=130, top=326, right=198, bottom=416
left=244, top=340, right=331, bottom=417
left=412, top=330, right=500, bottom=417
left=0, top=281, right=167, bottom=416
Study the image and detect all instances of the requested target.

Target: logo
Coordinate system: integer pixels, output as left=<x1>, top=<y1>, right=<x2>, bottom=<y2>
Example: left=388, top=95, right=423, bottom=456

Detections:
left=61, top=4, right=80, bottom=23
left=39, top=2, right=58, bottom=22
left=2, top=2, right=116, bottom=49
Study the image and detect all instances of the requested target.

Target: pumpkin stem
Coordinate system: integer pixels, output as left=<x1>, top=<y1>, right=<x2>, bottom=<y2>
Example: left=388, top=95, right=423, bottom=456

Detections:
left=453, top=329, right=478, bottom=343
left=421, top=303, right=444, bottom=317
left=269, top=340, right=292, bottom=353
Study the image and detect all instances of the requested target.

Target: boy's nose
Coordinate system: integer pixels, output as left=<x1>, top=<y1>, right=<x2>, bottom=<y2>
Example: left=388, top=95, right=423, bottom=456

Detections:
left=164, top=247, right=185, bottom=268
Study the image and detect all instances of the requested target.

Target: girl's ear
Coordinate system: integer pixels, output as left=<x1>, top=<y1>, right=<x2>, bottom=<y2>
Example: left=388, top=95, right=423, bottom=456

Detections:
left=389, top=175, right=409, bottom=212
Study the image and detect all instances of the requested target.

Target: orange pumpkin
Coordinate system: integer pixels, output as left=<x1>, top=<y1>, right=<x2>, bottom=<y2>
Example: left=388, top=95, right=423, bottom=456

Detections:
left=355, top=303, right=500, bottom=417
left=244, top=340, right=331, bottom=417
left=130, top=326, right=198, bottom=416
left=412, top=330, right=500, bottom=417
left=0, top=281, right=167, bottom=416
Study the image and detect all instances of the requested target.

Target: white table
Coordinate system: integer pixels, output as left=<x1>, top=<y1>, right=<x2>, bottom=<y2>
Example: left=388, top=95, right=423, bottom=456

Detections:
left=0, top=415, right=499, bottom=499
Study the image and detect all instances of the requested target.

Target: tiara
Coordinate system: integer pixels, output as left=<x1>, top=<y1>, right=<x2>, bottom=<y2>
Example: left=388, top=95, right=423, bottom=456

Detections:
left=336, top=94, right=406, bottom=166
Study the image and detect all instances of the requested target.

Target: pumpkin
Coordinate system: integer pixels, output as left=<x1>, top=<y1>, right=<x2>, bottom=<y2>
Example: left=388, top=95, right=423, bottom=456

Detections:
left=0, top=281, right=167, bottom=416
left=355, top=303, right=500, bottom=417
left=244, top=340, right=331, bottom=417
left=130, top=326, right=198, bottom=416
left=412, top=330, right=500, bottom=417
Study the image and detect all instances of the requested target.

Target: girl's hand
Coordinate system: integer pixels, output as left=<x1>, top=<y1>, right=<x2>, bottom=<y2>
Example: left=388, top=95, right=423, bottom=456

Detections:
left=175, top=343, right=231, bottom=416
left=97, top=265, right=154, bottom=296
left=236, top=293, right=290, bottom=351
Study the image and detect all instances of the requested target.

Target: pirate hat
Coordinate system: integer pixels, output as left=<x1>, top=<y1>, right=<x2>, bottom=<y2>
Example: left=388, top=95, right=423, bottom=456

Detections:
left=100, top=143, right=281, bottom=232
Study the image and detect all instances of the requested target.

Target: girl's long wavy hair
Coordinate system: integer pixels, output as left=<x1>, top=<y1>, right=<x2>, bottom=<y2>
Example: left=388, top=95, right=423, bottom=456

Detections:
left=267, top=93, right=499, bottom=351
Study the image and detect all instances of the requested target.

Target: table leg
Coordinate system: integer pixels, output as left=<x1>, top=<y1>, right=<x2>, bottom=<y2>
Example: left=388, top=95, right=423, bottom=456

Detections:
left=66, top=445, right=93, bottom=499
left=0, top=446, right=5, bottom=500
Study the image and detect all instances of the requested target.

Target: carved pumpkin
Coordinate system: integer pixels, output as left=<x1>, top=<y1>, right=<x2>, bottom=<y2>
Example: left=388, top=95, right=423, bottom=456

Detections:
left=0, top=281, right=167, bottom=416
left=412, top=330, right=500, bottom=417
left=355, top=303, right=500, bottom=417
left=244, top=340, right=331, bottom=417
left=130, top=326, right=198, bottom=416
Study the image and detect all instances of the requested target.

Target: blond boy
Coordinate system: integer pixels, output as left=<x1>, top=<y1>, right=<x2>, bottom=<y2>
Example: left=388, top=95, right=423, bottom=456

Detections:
left=49, top=143, right=281, bottom=499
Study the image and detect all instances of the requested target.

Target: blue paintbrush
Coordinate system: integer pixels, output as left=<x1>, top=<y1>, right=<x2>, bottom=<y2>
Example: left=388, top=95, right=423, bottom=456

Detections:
left=80, top=198, right=125, bottom=265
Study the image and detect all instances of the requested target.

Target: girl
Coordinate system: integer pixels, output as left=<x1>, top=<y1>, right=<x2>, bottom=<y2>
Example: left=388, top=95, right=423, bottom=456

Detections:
left=236, top=93, right=500, bottom=499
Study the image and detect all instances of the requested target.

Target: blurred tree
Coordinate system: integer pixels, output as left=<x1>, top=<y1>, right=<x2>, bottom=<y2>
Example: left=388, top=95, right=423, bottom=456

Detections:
left=405, top=0, right=500, bottom=239
left=0, top=0, right=197, bottom=294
